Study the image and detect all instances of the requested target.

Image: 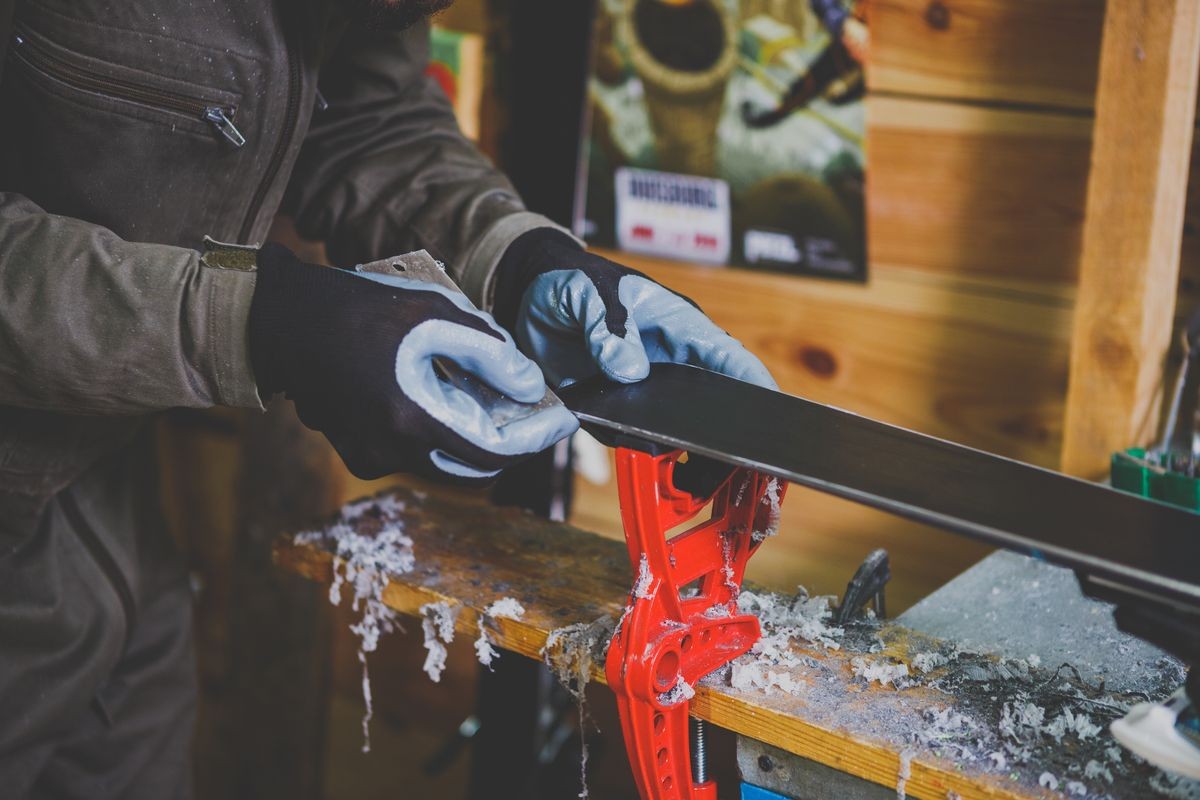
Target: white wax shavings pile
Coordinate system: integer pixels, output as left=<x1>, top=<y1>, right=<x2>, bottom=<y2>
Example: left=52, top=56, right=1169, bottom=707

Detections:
left=420, top=602, right=458, bottom=682
left=1042, top=708, right=1102, bottom=743
left=729, top=662, right=803, bottom=695
left=714, top=585, right=1195, bottom=797
left=911, top=651, right=948, bottom=674
left=474, top=597, right=526, bottom=669
left=739, top=589, right=844, bottom=651
left=752, top=477, right=783, bottom=543
left=485, top=597, right=526, bottom=619
left=915, top=707, right=977, bottom=748
left=852, top=657, right=910, bottom=688
left=659, top=675, right=697, bottom=706
left=294, top=495, right=413, bottom=753
left=718, top=588, right=843, bottom=697
left=896, top=749, right=913, bottom=798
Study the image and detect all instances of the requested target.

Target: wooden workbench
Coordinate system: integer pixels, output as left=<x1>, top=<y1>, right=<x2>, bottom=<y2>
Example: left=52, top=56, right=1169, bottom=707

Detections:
left=274, top=486, right=1189, bottom=800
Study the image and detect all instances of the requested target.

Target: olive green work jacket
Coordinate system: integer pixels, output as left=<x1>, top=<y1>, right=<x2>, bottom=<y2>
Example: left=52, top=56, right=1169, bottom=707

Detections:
left=0, top=0, right=561, bottom=549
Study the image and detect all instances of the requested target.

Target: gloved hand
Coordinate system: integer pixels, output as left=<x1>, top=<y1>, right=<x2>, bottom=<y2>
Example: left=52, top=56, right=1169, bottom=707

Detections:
left=493, top=230, right=776, bottom=390
left=248, top=243, right=579, bottom=481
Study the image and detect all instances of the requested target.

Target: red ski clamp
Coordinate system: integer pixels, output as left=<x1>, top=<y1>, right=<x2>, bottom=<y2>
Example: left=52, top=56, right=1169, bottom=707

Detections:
left=607, top=446, right=786, bottom=800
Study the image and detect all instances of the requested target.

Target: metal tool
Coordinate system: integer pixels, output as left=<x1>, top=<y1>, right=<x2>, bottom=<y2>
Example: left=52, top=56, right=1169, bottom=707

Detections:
left=835, top=548, right=890, bottom=624
left=1159, top=307, right=1200, bottom=473
left=1112, top=307, right=1200, bottom=510
left=354, top=251, right=563, bottom=428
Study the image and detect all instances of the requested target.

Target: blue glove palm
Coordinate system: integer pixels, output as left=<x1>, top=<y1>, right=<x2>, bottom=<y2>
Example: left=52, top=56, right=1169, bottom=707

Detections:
left=494, top=231, right=775, bottom=390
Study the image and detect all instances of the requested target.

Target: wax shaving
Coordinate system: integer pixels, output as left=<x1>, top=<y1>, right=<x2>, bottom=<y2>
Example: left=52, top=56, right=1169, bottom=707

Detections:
left=420, top=601, right=458, bottom=682
left=1084, top=759, right=1113, bottom=784
left=896, top=749, right=913, bottom=798
left=659, top=675, right=696, bottom=706
left=752, top=477, right=783, bottom=543
left=1042, top=708, right=1101, bottom=743
left=294, top=494, right=413, bottom=752
left=912, top=652, right=948, bottom=674
left=852, top=657, right=911, bottom=688
left=632, top=554, right=654, bottom=598
left=541, top=616, right=615, bottom=800
left=718, top=533, right=742, bottom=596
left=730, top=662, right=803, bottom=695
left=738, top=588, right=844, bottom=650
left=475, top=597, right=526, bottom=669
left=718, top=588, right=844, bottom=698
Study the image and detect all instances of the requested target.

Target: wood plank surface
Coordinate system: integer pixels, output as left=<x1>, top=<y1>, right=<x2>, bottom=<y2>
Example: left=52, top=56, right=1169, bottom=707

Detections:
left=870, top=0, right=1104, bottom=110
left=274, top=486, right=1177, bottom=800
left=1061, top=0, right=1200, bottom=478
left=869, top=96, right=1092, bottom=287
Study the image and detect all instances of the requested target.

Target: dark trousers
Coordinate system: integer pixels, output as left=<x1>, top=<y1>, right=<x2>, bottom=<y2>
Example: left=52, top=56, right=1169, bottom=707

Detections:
left=0, top=436, right=195, bottom=799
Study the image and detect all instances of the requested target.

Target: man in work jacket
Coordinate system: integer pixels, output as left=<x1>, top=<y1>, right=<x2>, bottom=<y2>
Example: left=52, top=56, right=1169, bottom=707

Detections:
left=0, top=1, right=774, bottom=797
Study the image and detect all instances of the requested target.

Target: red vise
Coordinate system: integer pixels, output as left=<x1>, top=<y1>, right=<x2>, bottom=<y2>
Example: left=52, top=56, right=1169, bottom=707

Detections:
left=606, top=447, right=786, bottom=800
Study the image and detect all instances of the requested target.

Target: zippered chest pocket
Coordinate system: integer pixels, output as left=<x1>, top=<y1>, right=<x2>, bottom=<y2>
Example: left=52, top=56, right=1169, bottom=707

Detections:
left=8, top=24, right=245, bottom=147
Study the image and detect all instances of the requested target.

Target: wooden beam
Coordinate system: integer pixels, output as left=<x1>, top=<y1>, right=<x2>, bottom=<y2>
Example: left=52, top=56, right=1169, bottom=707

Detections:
left=871, top=0, right=1104, bottom=111
left=275, top=487, right=1169, bottom=800
left=1062, top=0, right=1200, bottom=477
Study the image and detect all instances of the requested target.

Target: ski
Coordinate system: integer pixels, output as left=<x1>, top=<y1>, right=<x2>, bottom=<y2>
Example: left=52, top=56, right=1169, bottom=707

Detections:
left=559, top=364, right=1200, bottom=612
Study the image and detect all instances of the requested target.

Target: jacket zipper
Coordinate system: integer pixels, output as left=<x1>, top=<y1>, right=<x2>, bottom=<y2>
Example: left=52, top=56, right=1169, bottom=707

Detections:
left=59, top=490, right=138, bottom=649
left=238, top=25, right=300, bottom=241
left=10, top=32, right=246, bottom=148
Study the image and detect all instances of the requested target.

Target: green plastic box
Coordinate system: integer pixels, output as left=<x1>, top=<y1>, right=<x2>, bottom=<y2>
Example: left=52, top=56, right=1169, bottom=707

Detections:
left=1111, top=448, right=1200, bottom=512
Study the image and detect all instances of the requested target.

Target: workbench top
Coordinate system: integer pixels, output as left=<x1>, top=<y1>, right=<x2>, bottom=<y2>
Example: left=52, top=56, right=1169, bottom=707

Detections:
left=274, top=487, right=1195, bottom=800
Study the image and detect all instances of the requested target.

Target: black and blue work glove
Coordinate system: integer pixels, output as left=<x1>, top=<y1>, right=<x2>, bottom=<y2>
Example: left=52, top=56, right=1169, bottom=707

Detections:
left=493, top=229, right=776, bottom=390
left=249, top=244, right=578, bottom=481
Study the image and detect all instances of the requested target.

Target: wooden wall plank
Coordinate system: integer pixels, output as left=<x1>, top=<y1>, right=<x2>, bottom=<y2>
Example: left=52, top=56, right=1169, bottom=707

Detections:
left=869, top=97, right=1092, bottom=287
left=871, top=0, right=1104, bottom=110
left=1061, top=0, right=1200, bottom=478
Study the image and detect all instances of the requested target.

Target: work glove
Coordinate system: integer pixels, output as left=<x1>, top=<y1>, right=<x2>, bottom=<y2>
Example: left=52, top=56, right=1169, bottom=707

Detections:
left=493, top=229, right=776, bottom=390
left=248, top=244, right=579, bottom=482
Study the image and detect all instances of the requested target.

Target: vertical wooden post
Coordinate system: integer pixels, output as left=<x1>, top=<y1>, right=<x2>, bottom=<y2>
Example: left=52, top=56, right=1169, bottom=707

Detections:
left=1061, top=0, right=1200, bottom=477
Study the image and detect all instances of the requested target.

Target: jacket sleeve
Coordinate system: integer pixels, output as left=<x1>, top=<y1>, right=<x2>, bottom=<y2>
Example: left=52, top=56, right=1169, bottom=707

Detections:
left=0, top=193, right=262, bottom=414
left=282, top=19, right=570, bottom=310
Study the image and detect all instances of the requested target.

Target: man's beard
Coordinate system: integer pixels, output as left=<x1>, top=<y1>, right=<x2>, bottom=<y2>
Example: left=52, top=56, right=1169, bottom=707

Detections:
left=343, top=0, right=456, bottom=29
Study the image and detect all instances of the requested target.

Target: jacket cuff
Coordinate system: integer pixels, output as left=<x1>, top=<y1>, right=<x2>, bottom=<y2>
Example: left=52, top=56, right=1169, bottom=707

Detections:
left=200, top=260, right=265, bottom=410
left=456, top=211, right=582, bottom=311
